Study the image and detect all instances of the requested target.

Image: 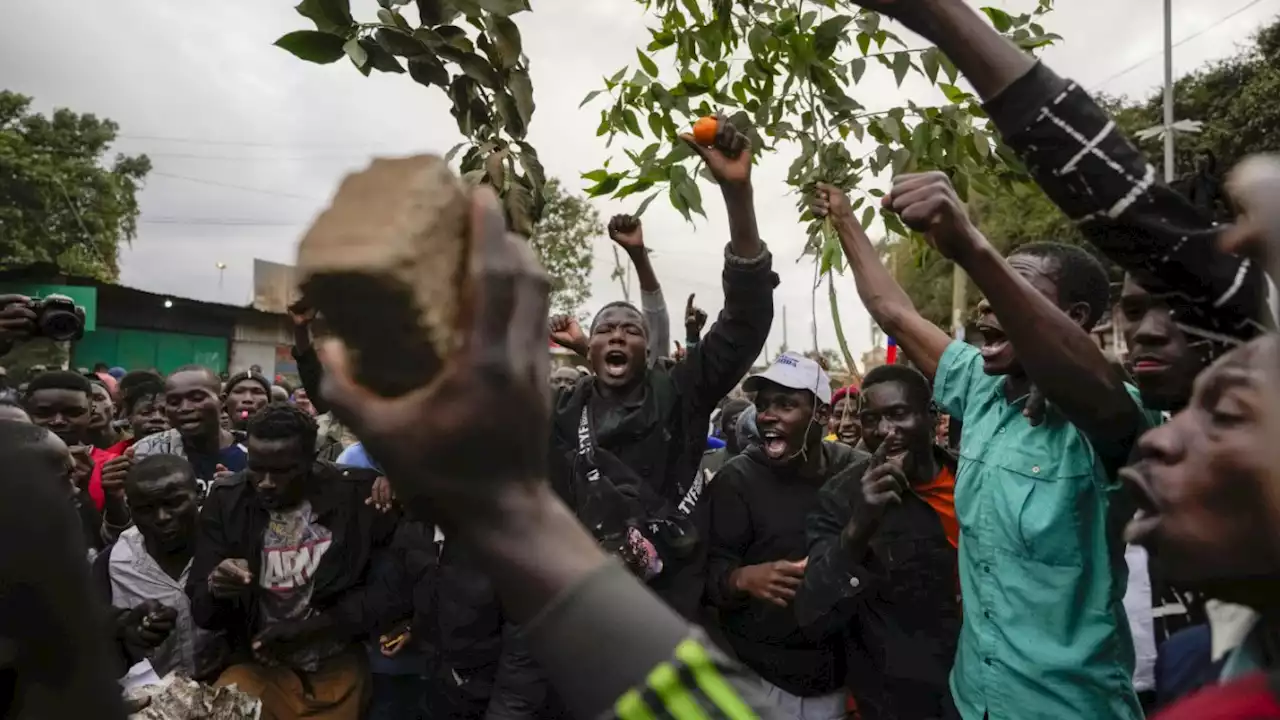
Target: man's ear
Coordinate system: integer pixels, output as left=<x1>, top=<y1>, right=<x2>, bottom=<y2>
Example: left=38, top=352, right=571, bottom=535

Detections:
left=1066, top=301, right=1092, bottom=329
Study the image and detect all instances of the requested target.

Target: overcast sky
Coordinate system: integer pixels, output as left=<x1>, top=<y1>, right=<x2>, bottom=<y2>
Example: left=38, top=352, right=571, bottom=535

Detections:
left=2, top=0, right=1277, bottom=365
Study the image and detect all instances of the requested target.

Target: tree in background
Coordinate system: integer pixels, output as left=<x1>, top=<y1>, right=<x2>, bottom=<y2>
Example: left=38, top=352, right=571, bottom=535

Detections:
left=531, top=179, right=596, bottom=316
left=0, top=91, right=151, bottom=281
left=579, top=0, right=1060, bottom=373
left=275, top=0, right=545, bottom=235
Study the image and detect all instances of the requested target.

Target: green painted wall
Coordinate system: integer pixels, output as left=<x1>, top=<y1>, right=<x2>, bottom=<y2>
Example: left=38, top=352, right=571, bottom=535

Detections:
left=72, top=328, right=227, bottom=374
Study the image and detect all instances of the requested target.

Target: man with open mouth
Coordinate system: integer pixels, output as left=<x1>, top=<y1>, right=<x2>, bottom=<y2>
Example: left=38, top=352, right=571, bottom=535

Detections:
left=1118, top=335, right=1280, bottom=719
left=548, top=117, right=776, bottom=621
left=705, top=352, right=862, bottom=718
left=814, top=168, right=1161, bottom=719
left=132, top=365, right=248, bottom=498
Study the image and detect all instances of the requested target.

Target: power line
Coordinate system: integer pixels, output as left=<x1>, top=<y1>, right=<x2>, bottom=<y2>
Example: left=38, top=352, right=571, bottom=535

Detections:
left=139, top=217, right=308, bottom=227
left=1091, top=0, right=1274, bottom=89
left=147, top=171, right=322, bottom=202
left=137, top=150, right=373, bottom=162
left=117, top=133, right=412, bottom=150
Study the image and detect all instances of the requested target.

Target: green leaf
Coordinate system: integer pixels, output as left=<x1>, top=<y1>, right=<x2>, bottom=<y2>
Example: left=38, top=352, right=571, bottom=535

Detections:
left=874, top=143, right=891, bottom=171
left=445, top=142, right=468, bottom=163
left=505, top=180, right=535, bottom=236
left=508, top=68, right=535, bottom=128
left=622, top=109, right=642, bottom=136
left=459, top=52, right=499, bottom=87
left=475, top=0, right=528, bottom=16
left=814, top=16, right=852, bottom=59
left=677, top=177, right=705, bottom=217
left=579, top=90, right=603, bottom=109
left=344, top=37, right=368, bottom=67
left=938, top=83, right=967, bottom=103
left=849, top=57, right=867, bottom=83
left=970, top=133, right=990, bottom=161
left=495, top=88, right=527, bottom=138
left=359, top=37, right=405, bottom=72
left=489, top=15, right=523, bottom=69
left=408, top=55, right=449, bottom=87
left=921, top=47, right=940, bottom=85
left=891, top=52, right=911, bottom=87
left=881, top=208, right=908, bottom=237
left=377, top=8, right=397, bottom=26
left=634, top=190, right=661, bottom=218
left=581, top=169, right=608, bottom=183
left=860, top=205, right=874, bottom=230
left=375, top=28, right=426, bottom=56
left=586, top=175, right=621, bottom=196
left=294, top=0, right=353, bottom=34
left=668, top=181, right=692, bottom=222
left=637, top=50, right=659, bottom=77
left=880, top=116, right=902, bottom=142
left=515, top=144, right=545, bottom=191
left=275, top=31, right=348, bottom=64
left=856, top=32, right=871, bottom=56
left=981, top=7, right=1014, bottom=32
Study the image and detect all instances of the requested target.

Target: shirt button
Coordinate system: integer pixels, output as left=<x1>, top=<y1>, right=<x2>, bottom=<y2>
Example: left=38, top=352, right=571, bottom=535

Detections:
left=984, top=610, right=991, bottom=619
left=983, top=565, right=991, bottom=573
left=1031, top=466, right=1040, bottom=474
left=849, top=576, right=861, bottom=589
left=984, top=658, right=993, bottom=666
left=998, top=428, right=1005, bottom=434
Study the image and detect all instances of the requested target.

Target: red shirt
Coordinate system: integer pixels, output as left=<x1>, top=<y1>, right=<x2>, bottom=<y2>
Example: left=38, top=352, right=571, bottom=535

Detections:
left=1154, top=672, right=1280, bottom=719
left=87, top=439, right=134, bottom=511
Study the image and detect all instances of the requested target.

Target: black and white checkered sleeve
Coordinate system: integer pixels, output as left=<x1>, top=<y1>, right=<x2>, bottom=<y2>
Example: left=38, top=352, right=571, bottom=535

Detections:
left=985, top=62, right=1267, bottom=362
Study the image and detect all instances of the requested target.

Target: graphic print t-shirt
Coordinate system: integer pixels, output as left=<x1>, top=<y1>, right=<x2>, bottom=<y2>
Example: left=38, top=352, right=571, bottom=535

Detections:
left=189, top=444, right=247, bottom=497
left=257, top=500, right=339, bottom=670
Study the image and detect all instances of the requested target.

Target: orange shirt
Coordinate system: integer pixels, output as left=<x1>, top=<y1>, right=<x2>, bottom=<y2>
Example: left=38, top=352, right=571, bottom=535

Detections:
left=913, top=464, right=959, bottom=549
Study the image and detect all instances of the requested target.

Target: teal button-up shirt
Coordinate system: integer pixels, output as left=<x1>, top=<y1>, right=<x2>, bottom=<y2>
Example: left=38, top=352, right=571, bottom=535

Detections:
left=935, top=341, right=1151, bottom=720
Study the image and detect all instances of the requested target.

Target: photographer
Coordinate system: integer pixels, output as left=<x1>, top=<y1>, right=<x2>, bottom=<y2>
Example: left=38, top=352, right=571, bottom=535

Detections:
left=0, top=294, right=37, bottom=357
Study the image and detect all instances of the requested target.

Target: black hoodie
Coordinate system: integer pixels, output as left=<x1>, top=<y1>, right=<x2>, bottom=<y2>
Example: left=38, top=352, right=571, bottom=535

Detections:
left=549, top=245, right=776, bottom=618
left=705, top=441, right=864, bottom=696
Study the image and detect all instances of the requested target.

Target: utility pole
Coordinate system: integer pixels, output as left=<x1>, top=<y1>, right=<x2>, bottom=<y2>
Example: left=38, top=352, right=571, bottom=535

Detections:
left=781, top=305, right=789, bottom=352
left=950, top=263, right=968, bottom=340
left=1163, top=0, right=1176, bottom=183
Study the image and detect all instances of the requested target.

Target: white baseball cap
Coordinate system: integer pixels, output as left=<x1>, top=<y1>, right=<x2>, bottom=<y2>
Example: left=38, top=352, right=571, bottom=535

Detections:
left=743, top=352, right=832, bottom=405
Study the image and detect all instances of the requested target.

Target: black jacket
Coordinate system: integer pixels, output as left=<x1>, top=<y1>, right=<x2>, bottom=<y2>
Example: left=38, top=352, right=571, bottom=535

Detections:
left=794, top=446, right=962, bottom=720
left=374, top=520, right=542, bottom=719
left=550, top=245, right=776, bottom=618
left=706, top=442, right=863, bottom=696
left=186, top=461, right=399, bottom=664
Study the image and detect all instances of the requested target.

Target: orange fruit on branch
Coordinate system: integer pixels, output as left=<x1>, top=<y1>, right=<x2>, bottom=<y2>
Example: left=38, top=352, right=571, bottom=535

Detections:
left=691, top=116, right=718, bottom=146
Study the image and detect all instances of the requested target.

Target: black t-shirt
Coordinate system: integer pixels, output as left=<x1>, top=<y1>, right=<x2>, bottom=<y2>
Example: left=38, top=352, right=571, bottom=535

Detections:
left=188, top=443, right=247, bottom=497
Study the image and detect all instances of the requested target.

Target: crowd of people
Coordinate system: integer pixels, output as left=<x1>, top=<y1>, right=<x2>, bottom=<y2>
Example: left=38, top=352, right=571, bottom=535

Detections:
left=3, top=0, right=1280, bottom=719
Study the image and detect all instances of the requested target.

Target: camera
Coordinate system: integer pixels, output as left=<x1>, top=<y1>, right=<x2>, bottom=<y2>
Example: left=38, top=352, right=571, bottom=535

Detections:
left=29, top=294, right=86, bottom=342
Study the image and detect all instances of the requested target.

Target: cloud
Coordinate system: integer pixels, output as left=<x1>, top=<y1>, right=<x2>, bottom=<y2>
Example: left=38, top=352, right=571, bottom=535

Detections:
left=2, top=0, right=1274, bottom=368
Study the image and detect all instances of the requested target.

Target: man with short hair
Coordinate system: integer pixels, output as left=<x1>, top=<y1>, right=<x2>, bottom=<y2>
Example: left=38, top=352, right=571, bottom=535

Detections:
left=86, top=376, right=125, bottom=451
left=549, top=120, right=776, bottom=618
left=796, top=364, right=961, bottom=719
left=132, top=365, right=247, bottom=496
left=24, top=370, right=115, bottom=512
left=707, top=352, right=862, bottom=718
left=814, top=172, right=1159, bottom=719
left=224, top=370, right=272, bottom=430
left=189, top=403, right=398, bottom=720
left=698, top=397, right=753, bottom=481
left=93, top=454, right=222, bottom=679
